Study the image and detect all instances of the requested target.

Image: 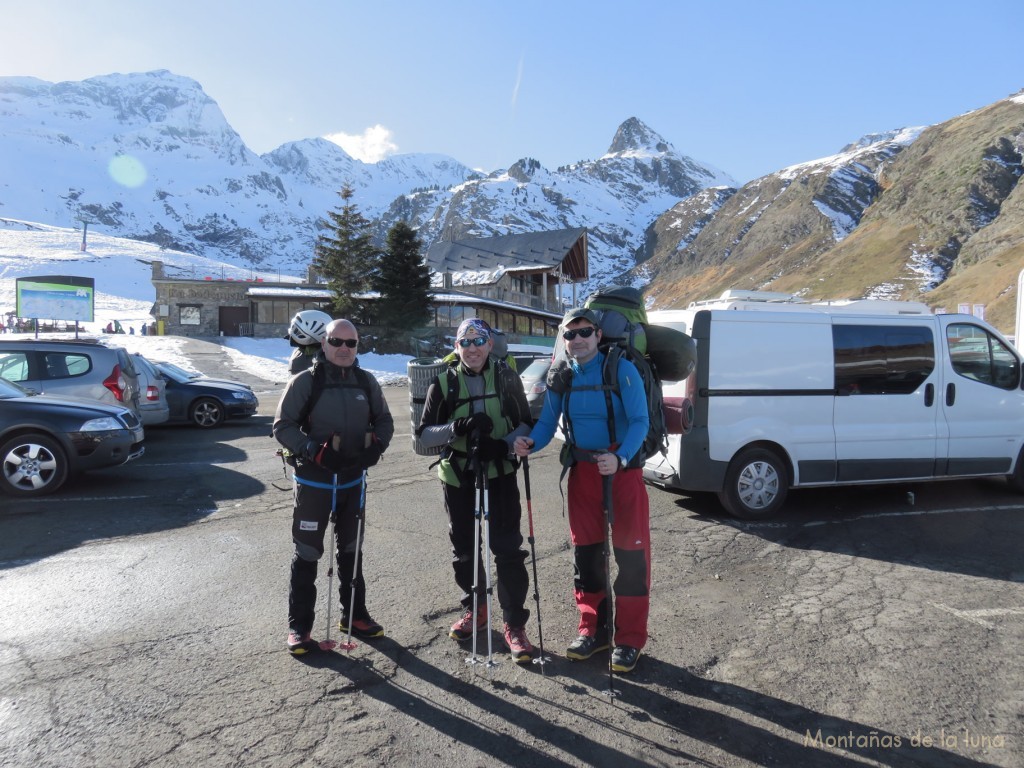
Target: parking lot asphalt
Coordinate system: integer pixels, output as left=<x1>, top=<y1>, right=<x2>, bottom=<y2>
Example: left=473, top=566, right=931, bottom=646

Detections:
left=1, top=338, right=1022, bottom=767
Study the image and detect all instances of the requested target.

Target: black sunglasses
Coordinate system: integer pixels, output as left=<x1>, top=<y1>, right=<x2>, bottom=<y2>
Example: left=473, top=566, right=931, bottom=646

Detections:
left=458, top=337, right=488, bottom=348
left=562, top=327, right=596, bottom=341
left=326, top=337, right=358, bottom=348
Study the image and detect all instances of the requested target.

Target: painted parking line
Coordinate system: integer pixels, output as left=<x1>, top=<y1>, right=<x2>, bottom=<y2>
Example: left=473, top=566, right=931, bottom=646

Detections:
left=137, top=460, right=246, bottom=467
left=731, top=504, right=1024, bottom=529
left=5, top=494, right=153, bottom=504
left=932, top=603, right=1024, bottom=629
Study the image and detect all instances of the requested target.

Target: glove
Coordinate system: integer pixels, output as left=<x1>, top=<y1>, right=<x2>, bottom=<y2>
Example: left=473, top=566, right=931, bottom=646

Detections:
left=314, top=441, right=357, bottom=472
left=452, top=412, right=493, bottom=437
left=360, top=441, right=384, bottom=469
left=477, top=436, right=510, bottom=462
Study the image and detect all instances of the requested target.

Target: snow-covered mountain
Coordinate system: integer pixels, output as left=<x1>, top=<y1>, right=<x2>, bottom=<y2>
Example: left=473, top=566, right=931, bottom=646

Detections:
left=0, top=70, right=734, bottom=291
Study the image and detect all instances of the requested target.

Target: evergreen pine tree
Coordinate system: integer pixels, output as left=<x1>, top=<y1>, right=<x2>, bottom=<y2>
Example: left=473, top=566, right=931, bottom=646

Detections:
left=312, top=184, right=379, bottom=321
left=374, top=221, right=432, bottom=340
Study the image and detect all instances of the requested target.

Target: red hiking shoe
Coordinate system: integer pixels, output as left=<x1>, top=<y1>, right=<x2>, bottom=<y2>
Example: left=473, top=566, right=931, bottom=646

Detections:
left=449, top=606, right=487, bottom=640
left=504, top=623, right=536, bottom=663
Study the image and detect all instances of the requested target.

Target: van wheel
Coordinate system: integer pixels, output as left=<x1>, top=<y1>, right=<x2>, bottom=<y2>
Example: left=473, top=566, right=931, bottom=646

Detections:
left=1008, top=447, right=1024, bottom=493
left=718, top=447, right=788, bottom=520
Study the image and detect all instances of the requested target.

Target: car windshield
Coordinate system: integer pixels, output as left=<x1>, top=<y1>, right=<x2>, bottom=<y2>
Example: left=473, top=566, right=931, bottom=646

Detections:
left=521, top=358, right=551, bottom=379
left=133, top=354, right=158, bottom=376
left=154, top=361, right=201, bottom=383
left=0, top=378, right=30, bottom=399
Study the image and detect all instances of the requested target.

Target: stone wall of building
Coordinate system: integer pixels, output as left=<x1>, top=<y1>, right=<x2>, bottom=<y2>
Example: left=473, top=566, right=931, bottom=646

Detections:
left=152, top=276, right=251, bottom=337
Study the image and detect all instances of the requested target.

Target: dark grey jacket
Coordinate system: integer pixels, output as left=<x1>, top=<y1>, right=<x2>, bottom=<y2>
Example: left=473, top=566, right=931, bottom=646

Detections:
left=273, top=361, right=394, bottom=467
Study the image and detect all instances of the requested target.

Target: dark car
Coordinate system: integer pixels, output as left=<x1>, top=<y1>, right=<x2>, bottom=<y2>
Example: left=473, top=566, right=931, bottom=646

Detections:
left=152, top=361, right=259, bottom=428
left=519, top=357, right=553, bottom=420
left=0, top=377, right=145, bottom=497
left=152, top=361, right=254, bottom=391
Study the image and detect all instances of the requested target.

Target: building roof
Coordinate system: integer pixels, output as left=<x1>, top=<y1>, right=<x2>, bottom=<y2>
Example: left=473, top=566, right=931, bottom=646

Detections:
left=426, top=227, right=588, bottom=285
left=430, top=290, right=563, bottom=320
left=245, top=286, right=334, bottom=299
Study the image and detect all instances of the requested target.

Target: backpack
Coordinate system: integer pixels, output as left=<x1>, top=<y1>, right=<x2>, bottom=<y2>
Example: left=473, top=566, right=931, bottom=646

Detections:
left=547, top=286, right=697, bottom=468
left=437, top=356, right=523, bottom=429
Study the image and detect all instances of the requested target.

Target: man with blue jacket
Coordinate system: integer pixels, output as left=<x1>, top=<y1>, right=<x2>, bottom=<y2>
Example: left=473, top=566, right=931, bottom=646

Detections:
left=514, top=307, right=650, bottom=674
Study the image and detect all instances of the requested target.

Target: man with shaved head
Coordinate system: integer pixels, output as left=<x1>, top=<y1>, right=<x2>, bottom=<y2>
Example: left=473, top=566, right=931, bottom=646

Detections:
left=274, top=318, right=394, bottom=654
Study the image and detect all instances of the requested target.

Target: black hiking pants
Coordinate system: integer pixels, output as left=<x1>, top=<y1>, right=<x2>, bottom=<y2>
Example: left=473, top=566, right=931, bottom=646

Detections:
left=442, top=469, right=531, bottom=628
left=288, top=470, right=371, bottom=634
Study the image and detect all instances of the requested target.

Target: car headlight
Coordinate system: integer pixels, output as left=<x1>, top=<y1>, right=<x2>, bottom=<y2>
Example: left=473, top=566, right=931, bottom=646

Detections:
left=80, top=416, right=125, bottom=432
left=230, top=391, right=248, bottom=400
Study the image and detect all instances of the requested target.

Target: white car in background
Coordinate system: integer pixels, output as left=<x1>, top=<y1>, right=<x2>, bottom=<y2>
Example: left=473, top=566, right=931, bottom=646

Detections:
left=130, top=354, right=170, bottom=426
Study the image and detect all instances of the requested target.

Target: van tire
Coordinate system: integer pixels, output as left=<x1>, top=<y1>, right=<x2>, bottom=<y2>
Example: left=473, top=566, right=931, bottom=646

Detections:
left=1008, top=447, right=1024, bottom=493
left=718, top=447, right=788, bottom=520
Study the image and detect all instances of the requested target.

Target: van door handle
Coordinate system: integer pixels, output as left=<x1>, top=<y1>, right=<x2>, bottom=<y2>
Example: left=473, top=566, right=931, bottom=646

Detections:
left=946, top=383, right=956, bottom=406
left=924, top=383, right=934, bottom=407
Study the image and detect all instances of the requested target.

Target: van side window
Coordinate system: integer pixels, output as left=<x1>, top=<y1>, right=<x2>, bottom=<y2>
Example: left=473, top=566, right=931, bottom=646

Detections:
left=946, top=323, right=1020, bottom=390
left=833, top=325, right=935, bottom=395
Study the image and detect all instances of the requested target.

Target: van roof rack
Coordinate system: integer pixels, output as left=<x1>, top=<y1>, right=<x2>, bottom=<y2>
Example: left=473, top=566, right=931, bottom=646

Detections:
left=689, top=289, right=807, bottom=308
left=688, top=289, right=933, bottom=315
left=809, top=299, right=931, bottom=315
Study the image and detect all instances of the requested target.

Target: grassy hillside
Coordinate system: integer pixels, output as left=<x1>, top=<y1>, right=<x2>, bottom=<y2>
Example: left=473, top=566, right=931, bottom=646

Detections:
left=644, top=95, right=1024, bottom=334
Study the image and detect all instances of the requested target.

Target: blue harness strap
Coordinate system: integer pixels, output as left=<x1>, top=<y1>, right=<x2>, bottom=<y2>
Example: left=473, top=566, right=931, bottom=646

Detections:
left=293, top=474, right=363, bottom=490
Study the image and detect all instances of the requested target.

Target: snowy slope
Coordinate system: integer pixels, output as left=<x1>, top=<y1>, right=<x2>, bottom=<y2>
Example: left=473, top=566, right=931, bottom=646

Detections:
left=0, top=71, right=735, bottom=292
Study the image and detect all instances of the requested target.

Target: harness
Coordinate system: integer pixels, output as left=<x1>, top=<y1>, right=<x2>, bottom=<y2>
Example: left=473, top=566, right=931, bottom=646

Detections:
left=293, top=474, right=363, bottom=491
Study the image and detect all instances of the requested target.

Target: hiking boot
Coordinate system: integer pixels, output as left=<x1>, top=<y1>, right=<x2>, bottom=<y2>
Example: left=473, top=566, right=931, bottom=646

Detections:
left=339, top=615, right=384, bottom=638
left=503, top=623, right=535, bottom=664
left=611, top=645, right=641, bottom=673
left=449, top=606, right=487, bottom=640
left=565, top=633, right=609, bottom=661
left=286, top=629, right=312, bottom=655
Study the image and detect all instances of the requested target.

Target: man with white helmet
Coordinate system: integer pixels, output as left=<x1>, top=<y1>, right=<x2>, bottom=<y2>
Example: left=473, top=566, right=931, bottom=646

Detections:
left=286, top=309, right=333, bottom=374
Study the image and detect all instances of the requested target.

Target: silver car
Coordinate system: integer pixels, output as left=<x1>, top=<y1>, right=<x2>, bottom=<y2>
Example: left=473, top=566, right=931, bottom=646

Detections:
left=0, top=339, right=142, bottom=416
left=131, top=354, right=170, bottom=426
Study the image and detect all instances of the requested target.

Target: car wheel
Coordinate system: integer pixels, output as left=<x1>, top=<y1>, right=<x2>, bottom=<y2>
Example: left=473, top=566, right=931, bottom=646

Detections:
left=0, top=432, right=69, bottom=497
left=717, top=447, right=788, bottom=520
left=189, top=397, right=225, bottom=428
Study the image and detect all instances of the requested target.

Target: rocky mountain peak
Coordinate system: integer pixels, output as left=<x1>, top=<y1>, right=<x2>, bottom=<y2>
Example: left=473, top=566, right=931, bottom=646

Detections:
left=607, top=117, right=672, bottom=155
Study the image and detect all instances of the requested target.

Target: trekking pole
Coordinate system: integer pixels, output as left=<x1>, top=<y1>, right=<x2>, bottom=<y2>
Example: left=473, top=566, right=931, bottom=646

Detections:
left=521, top=457, right=548, bottom=672
left=601, top=472, right=616, bottom=697
left=339, top=469, right=367, bottom=653
left=480, top=467, right=496, bottom=669
left=466, top=436, right=484, bottom=666
left=318, top=473, right=340, bottom=651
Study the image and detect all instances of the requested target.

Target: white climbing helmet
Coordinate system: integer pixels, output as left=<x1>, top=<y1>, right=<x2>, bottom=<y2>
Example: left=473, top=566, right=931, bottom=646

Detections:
left=288, top=309, right=333, bottom=345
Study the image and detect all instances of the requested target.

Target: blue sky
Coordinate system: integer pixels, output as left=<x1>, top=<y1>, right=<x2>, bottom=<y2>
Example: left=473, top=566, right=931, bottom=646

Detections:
left=2, top=0, right=1021, bottom=183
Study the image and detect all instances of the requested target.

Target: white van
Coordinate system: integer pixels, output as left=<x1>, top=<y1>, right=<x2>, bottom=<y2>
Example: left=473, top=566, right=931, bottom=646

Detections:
left=644, top=290, right=1024, bottom=519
